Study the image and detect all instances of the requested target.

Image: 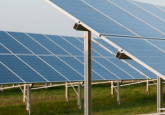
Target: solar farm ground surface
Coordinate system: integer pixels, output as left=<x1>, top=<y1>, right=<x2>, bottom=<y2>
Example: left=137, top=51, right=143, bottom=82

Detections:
left=0, top=82, right=163, bottom=115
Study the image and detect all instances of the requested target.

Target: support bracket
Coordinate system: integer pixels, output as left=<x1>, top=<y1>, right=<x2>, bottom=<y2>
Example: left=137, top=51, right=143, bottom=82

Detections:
left=116, top=49, right=132, bottom=59
left=73, top=23, right=89, bottom=31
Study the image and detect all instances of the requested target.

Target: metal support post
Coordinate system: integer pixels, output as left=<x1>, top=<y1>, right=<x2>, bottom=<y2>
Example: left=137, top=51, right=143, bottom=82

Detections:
left=45, top=83, right=48, bottom=90
left=23, top=84, right=27, bottom=103
left=111, top=81, right=114, bottom=98
left=157, top=76, right=163, bottom=113
left=138, top=80, right=141, bottom=86
left=117, top=81, right=121, bottom=105
left=84, top=31, right=92, bottom=115
left=78, top=83, right=82, bottom=109
left=1, top=85, right=4, bottom=94
left=26, top=84, right=31, bottom=115
left=65, top=82, right=69, bottom=102
left=147, top=79, right=150, bottom=95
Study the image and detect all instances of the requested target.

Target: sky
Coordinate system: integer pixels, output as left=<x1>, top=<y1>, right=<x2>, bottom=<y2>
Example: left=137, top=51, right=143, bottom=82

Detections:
left=0, top=0, right=165, bottom=38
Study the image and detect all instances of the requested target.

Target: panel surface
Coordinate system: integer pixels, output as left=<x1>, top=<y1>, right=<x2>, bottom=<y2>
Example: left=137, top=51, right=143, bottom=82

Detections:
left=9, top=32, right=51, bottom=54
left=0, top=31, right=32, bottom=54
left=83, top=0, right=165, bottom=38
left=105, top=36, right=165, bottom=76
left=110, top=0, right=165, bottom=38
left=0, top=62, right=24, bottom=84
left=0, top=30, right=156, bottom=84
left=49, top=0, right=135, bottom=36
left=28, top=33, right=69, bottom=55
left=0, top=44, right=10, bottom=53
left=125, top=60, right=156, bottom=79
left=67, top=36, right=150, bottom=79
left=0, top=55, right=47, bottom=83
left=46, top=35, right=83, bottom=55
left=40, top=56, right=84, bottom=81
left=133, top=1, right=165, bottom=21
left=19, top=55, right=69, bottom=82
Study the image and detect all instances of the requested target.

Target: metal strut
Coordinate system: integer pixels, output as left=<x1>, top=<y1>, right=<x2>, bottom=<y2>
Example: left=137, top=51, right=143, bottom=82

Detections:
left=157, top=76, right=163, bottom=113
left=26, top=84, right=31, bottom=115
left=74, top=23, right=92, bottom=115
left=84, top=31, right=92, bottom=115
left=78, top=83, right=82, bottom=109
left=117, top=81, right=121, bottom=105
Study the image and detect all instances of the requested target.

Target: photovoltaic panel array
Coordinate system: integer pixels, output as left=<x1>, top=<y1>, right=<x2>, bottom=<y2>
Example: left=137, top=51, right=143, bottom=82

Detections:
left=47, top=0, right=165, bottom=38
left=0, top=31, right=154, bottom=84
left=93, top=38, right=157, bottom=79
left=101, top=36, right=165, bottom=78
left=46, top=0, right=165, bottom=79
left=132, top=1, right=165, bottom=21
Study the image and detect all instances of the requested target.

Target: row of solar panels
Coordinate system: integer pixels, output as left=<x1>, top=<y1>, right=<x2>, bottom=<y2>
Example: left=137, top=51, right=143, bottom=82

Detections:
left=47, top=0, right=165, bottom=79
left=0, top=31, right=156, bottom=84
left=48, top=0, right=165, bottom=39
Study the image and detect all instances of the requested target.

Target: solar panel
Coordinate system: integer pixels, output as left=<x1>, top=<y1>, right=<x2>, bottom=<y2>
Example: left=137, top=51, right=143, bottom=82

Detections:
left=46, top=0, right=164, bottom=79
left=0, top=55, right=47, bottom=83
left=47, top=0, right=165, bottom=38
left=0, top=30, right=153, bottom=84
left=0, top=62, right=24, bottom=84
left=68, top=37, right=150, bottom=79
left=82, top=0, right=165, bottom=38
left=109, top=0, right=165, bottom=38
left=93, top=38, right=157, bottom=79
left=104, top=36, right=165, bottom=78
left=132, top=1, right=165, bottom=21
left=47, top=0, right=135, bottom=37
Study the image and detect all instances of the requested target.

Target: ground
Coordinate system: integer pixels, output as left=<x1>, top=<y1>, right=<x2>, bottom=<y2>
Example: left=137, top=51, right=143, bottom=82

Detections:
left=0, top=82, right=163, bottom=115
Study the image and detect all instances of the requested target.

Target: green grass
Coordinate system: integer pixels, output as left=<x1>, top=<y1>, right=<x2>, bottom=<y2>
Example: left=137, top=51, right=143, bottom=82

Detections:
left=0, top=82, right=164, bottom=115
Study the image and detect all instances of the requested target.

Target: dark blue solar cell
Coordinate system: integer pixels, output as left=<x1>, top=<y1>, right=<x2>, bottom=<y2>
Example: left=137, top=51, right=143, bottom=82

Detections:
left=60, top=56, right=84, bottom=75
left=40, top=56, right=84, bottom=81
left=147, top=39, right=165, bottom=51
left=83, top=0, right=165, bottom=38
left=93, top=38, right=118, bottom=53
left=0, top=44, right=10, bottom=53
left=133, top=1, right=165, bottom=22
left=92, top=41, right=114, bottom=57
left=91, top=59, right=120, bottom=80
left=49, top=0, right=135, bottom=36
left=62, top=36, right=84, bottom=52
left=106, top=36, right=165, bottom=77
left=46, top=35, right=83, bottom=55
left=0, top=55, right=47, bottom=83
left=0, top=63, right=24, bottom=84
left=63, top=36, right=100, bottom=56
left=60, top=56, right=104, bottom=80
left=8, top=32, right=51, bottom=54
left=76, top=57, right=120, bottom=80
left=0, top=31, right=32, bottom=54
left=106, top=58, right=147, bottom=79
left=93, top=57, right=136, bottom=80
left=28, top=33, right=69, bottom=55
left=76, top=57, right=84, bottom=63
left=110, top=0, right=165, bottom=38
left=19, top=55, right=68, bottom=82
left=125, top=60, right=157, bottom=79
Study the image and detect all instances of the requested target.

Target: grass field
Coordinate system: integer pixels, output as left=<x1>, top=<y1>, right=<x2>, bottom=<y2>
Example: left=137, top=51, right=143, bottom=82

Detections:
left=0, top=82, right=163, bottom=115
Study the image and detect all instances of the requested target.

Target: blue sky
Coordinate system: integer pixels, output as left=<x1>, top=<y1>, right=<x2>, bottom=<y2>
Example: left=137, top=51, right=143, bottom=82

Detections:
left=0, top=0, right=165, bottom=37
